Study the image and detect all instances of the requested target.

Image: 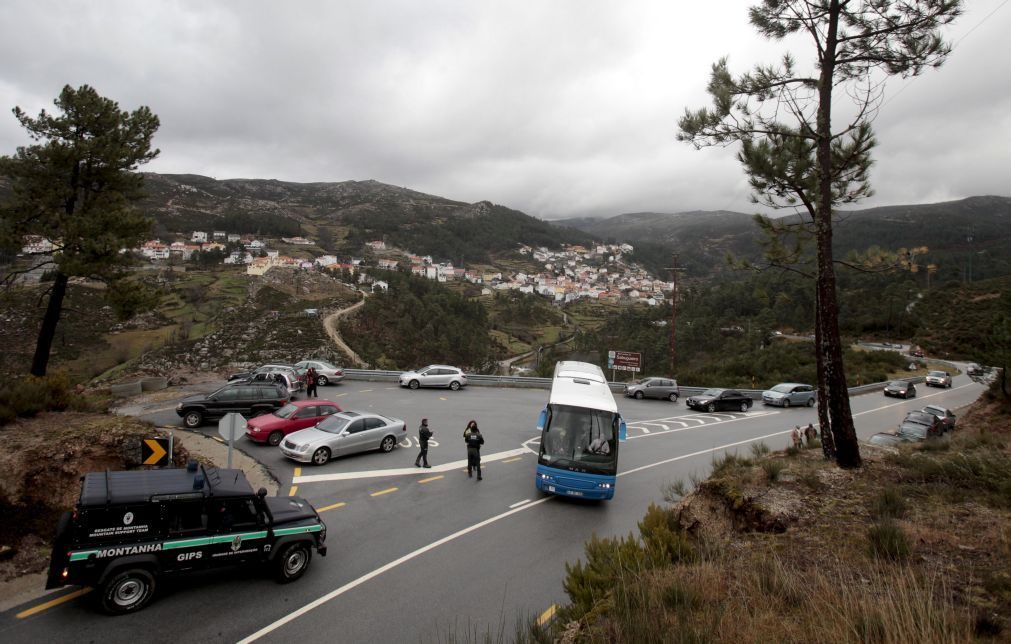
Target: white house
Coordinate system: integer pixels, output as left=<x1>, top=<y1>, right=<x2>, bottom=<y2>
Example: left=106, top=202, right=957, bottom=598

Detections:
left=21, top=236, right=57, bottom=254
left=191, top=231, right=208, bottom=243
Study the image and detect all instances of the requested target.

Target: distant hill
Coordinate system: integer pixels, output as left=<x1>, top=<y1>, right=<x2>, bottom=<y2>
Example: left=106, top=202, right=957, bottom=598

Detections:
left=557, top=196, right=1011, bottom=280
left=137, top=173, right=595, bottom=264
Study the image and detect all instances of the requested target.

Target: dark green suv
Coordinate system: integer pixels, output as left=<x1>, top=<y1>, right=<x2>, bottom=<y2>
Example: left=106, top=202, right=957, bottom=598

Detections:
left=46, top=464, right=326, bottom=614
left=175, top=382, right=289, bottom=428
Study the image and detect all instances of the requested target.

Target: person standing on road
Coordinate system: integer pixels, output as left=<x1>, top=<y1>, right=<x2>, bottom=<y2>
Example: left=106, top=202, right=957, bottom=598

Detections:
left=305, top=367, right=318, bottom=398
left=464, top=420, right=484, bottom=480
left=415, top=418, right=433, bottom=468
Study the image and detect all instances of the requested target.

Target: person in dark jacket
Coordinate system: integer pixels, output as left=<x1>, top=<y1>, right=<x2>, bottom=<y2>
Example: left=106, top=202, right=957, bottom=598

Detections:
left=305, top=367, right=318, bottom=398
left=464, top=421, right=484, bottom=480
left=415, top=418, right=433, bottom=468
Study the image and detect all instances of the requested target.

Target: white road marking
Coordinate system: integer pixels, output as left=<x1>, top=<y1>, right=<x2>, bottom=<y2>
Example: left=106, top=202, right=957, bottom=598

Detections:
left=509, top=499, right=531, bottom=509
left=293, top=448, right=530, bottom=484
left=626, top=410, right=780, bottom=441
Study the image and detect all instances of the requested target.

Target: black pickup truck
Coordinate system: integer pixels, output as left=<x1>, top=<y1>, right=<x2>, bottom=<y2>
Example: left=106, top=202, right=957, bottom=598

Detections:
left=46, top=464, right=326, bottom=614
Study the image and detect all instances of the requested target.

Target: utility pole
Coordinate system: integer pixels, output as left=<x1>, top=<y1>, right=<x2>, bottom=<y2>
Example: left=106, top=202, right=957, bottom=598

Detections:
left=665, top=254, right=686, bottom=376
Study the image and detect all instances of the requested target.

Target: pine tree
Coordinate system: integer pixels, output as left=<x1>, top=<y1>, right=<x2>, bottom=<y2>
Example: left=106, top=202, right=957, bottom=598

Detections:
left=0, top=85, right=160, bottom=376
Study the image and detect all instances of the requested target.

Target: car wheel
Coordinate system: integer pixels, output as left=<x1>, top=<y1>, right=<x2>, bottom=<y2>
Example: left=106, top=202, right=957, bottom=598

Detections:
left=449, top=381, right=461, bottom=391
left=274, top=542, right=312, bottom=583
left=740, top=401, right=749, bottom=413
left=380, top=436, right=396, bottom=452
left=706, top=403, right=716, bottom=413
left=806, top=398, right=815, bottom=407
left=267, top=431, right=283, bottom=447
left=782, top=399, right=790, bottom=408
left=409, top=380, right=420, bottom=390
left=635, top=391, right=644, bottom=400
left=316, top=375, right=328, bottom=386
left=183, top=411, right=203, bottom=428
left=668, top=393, right=678, bottom=403
left=311, top=447, right=330, bottom=466
left=100, top=568, right=156, bottom=615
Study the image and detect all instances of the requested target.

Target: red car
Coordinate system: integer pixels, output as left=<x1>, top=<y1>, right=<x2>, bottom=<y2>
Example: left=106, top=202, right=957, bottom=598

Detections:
left=246, top=399, right=343, bottom=446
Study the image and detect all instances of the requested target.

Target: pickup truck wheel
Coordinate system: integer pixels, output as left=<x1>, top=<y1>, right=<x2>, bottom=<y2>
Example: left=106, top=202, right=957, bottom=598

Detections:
left=267, top=431, right=283, bottom=447
left=183, top=411, right=203, bottom=428
left=449, top=381, right=461, bottom=391
left=100, top=568, right=156, bottom=614
left=409, top=380, right=420, bottom=390
left=311, top=447, right=330, bottom=466
left=274, top=542, right=312, bottom=583
left=668, top=393, right=678, bottom=403
left=316, top=375, right=328, bottom=386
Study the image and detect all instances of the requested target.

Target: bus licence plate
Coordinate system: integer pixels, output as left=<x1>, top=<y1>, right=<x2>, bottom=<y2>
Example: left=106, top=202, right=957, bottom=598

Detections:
left=547, top=485, right=555, bottom=492
left=567, top=490, right=583, bottom=497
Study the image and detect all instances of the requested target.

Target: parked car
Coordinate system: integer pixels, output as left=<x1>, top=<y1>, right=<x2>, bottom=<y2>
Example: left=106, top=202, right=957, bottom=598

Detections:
left=294, top=359, right=345, bottom=386
left=966, top=363, right=983, bottom=376
left=280, top=410, right=407, bottom=465
left=175, top=382, right=289, bottom=428
left=925, top=370, right=952, bottom=388
left=685, top=388, right=753, bottom=413
left=236, top=370, right=303, bottom=398
left=246, top=400, right=344, bottom=446
left=761, top=383, right=816, bottom=408
left=899, top=410, right=944, bottom=438
left=398, top=365, right=468, bottom=390
left=45, top=465, right=326, bottom=614
left=228, top=363, right=300, bottom=382
left=868, top=424, right=930, bottom=447
left=921, top=404, right=957, bottom=433
left=624, top=377, right=680, bottom=402
left=883, top=380, right=916, bottom=399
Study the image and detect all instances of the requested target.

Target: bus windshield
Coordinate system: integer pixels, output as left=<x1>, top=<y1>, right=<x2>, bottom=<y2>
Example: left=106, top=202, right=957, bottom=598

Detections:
left=538, top=404, right=618, bottom=475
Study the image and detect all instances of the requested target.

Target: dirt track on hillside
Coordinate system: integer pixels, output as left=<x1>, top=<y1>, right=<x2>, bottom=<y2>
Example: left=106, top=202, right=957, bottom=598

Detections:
left=323, top=294, right=367, bottom=367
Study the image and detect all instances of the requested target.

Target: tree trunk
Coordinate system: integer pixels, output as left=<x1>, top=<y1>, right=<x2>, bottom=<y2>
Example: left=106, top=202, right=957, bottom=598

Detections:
left=815, top=0, right=860, bottom=468
left=30, top=270, right=69, bottom=377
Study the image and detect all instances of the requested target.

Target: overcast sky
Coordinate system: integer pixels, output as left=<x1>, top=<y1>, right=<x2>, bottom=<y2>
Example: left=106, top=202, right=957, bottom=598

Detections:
left=1, top=1, right=1008, bottom=220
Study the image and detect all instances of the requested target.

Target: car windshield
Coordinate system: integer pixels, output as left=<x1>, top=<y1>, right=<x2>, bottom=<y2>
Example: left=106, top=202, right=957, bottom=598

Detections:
left=701, top=388, right=723, bottom=397
left=273, top=404, right=299, bottom=419
left=316, top=415, right=352, bottom=434
left=770, top=384, right=793, bottom=393
left=538, top=404, right=618, bottom=475
left=316, top=361, right=337, bottom=370
left=928, top=371, right=946, bottom=377
left=923, top=406, right=945, bottom=417
left=889, top=381, right=907, bottom=387
left=897, top=424, right=927, bottom=438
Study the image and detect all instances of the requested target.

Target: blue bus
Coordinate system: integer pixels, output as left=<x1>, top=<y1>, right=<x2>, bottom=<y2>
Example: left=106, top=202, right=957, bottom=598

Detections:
left=534, top=361, right=627, bottom=500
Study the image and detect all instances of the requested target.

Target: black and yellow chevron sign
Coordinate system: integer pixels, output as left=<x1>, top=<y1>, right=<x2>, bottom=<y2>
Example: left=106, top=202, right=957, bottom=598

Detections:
left=142, top=437, right=170, bottom=466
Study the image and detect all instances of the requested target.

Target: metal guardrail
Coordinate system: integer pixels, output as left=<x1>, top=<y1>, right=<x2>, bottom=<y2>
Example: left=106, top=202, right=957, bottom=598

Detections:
left=342, top=368, right=915, bottom=398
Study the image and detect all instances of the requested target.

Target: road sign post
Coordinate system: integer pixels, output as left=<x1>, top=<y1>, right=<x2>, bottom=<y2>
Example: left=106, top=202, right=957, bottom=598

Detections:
left=607, top=350, right=642, bottom=376
left=218, top=412, right=246, bottom=469
left=141, top=437, right=171, bottom=467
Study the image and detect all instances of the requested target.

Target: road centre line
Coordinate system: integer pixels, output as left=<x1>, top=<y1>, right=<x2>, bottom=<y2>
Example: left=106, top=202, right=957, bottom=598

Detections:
left=537, top=604, right=557, bottom=626
left=502, top=457, right=523, bottom=463
left=316, top=502, right=346, bottom=513
left=370, top=487, right=397, bottom=497
left=358, top=389, right=373, bottom=393
left=418, top=475, right=443, bottom=484
left=16, top=588, right=93, bottom=619
left=509, top=499, right=531, bottom=509
left=238, top=424, right=815, bottom=643
left=293, top=448, right=530, bottom=484
left=288, top=486, right=298, bottom=497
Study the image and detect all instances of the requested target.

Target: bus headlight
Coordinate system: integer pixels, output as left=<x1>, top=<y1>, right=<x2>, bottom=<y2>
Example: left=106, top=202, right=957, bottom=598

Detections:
left=597, top=482, right=612, bottom=489
left=539, top=473, right=554, bottom=483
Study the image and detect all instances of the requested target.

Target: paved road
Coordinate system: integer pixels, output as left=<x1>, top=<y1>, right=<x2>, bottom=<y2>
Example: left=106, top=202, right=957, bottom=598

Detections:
left=2, top=374, right=983, bottom=643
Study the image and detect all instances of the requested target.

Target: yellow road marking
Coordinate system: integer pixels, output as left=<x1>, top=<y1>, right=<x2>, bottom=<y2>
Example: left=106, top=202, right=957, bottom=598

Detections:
left=502, top=457, right=522, bottom=463
left=288, top=485, right=298, bottom=497
left=17, top=588, right=92, bottom=619
left=294, top=467, right=302, bottom=478
left=418, top=475, right=443, bottom=484
left=537, top=604, right=557, bottom=626
left=335, top=393, right=348, bottom=397
left=317, top=502, right=346, bottom=513
left=370, top=487, right=397, bottom=497
left=439, top=397, right=447, bottom=401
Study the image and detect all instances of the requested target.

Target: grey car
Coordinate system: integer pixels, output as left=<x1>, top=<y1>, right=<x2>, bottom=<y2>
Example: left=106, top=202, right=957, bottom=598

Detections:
left=624, top=377, right=679, bottom=402
left=868, top=424, right=929, bottom=447
left=280, top=410, right=408, bottom=465
left=295, top=359, right=345, bottom=386
left=762, top=383, right=816, bottom=408
left=921, top=404, right=956, bottom=433
left=399, top=365, right=468, bottom=390
left=924, top=370, right=952, bottom=388
left=883, top=380, right=916, bottom=399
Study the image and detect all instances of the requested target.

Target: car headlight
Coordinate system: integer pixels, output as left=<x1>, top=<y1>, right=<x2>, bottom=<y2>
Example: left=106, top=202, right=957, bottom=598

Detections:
left=176, top=403, right=183, bottom=411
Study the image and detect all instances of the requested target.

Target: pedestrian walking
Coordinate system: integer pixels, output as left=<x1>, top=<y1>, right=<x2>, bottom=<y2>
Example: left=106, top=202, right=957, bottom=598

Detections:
left=804, top=423, right=817, bottom=445
left=415, top=418, right=432, bottom=468
left=305, top=367, right=318, bottom=398
left=464, top=420, right=484, bottom=480
left=791, top=425, right=803, bottom=449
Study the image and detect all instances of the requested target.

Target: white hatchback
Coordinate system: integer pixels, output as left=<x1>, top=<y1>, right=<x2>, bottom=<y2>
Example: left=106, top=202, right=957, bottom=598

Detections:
left=399, top=365, right=468, bottom=390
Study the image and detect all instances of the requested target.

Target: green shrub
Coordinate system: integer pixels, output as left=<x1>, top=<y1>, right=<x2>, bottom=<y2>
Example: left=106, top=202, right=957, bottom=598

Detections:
left=750, top=441, right=771, bottom=458
left=711, top=452, right=752, bottom=477
left=785, top=445, right=801, bottom=458
left=639, top=503, right=697, bottom=565
left=869, top=487, right=907, bottom=520
left=895, top=451, right=1011, bottom=508
left=866, top=521, right=911, bottom=561
left=760, top=459, right=786, bottom=483
left=0, top=371, right=84, bottom=425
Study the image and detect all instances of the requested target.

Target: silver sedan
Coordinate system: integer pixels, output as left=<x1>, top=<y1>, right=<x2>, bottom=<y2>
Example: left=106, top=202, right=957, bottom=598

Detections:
left=280, top=411, right=407, bottom=465
left=295, top=359, right=345, bottom=385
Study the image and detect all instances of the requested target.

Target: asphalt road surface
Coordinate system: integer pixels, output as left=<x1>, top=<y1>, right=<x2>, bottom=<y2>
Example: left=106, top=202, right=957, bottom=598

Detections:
left=2, top=373, right=984, bottom=643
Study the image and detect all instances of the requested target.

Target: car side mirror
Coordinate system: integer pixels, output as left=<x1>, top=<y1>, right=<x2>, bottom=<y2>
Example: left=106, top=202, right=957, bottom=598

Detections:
left=536, top=408, right=548, bottom=432
left=618, top=419, right=627, bottom=442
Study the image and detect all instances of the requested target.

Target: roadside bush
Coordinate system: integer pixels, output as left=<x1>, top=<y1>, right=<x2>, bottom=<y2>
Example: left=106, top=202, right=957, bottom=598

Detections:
left=749, top=441, right=770, bottom=458
left=869, top=486, right=907, bottom=520
left=0, top=372, right=87, bottom=426
left=895, top=451, right=1011, bottom=508
left=760, top=459, right=786, bottom=483
left=867, top=520, right=911, bottom=561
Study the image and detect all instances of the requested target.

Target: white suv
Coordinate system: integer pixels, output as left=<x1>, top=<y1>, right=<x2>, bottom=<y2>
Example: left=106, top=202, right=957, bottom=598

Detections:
left=399, top=365, right=468, bottom=390
left=925, top=370, right=952, bottom=388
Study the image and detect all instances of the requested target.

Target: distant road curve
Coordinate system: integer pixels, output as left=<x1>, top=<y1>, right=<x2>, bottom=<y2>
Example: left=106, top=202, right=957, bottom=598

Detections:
left=323, top=292, right=368, bottom=367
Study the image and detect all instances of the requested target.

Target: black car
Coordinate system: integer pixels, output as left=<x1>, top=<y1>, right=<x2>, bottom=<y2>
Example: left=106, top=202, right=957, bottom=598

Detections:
left=175, top=382, right=289, bottom=428
left=899, top=410, right=944, bottom=438
left=883, top=380, right=916, bottom=399
left=921, top=404, right=956, bottom=433
left=46, top=464, right=326, bottom=614
left=685, top=388, right=753, bottom=413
